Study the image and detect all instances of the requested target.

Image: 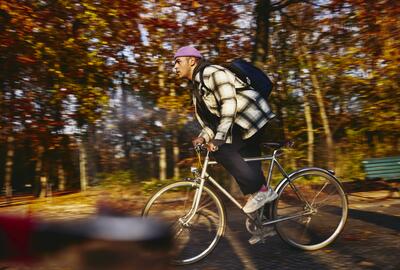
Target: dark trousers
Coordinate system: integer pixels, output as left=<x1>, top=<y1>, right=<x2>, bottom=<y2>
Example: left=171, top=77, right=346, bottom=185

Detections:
left=212, top=126, right=266, bottom=195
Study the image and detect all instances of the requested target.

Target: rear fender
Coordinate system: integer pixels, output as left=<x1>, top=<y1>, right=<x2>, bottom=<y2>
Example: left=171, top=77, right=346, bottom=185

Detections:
left=274, top=167, right=337, bottom=195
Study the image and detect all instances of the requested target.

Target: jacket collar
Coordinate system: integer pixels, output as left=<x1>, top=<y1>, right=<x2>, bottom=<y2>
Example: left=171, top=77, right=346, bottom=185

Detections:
left=191, top=59, right=211, bottom=82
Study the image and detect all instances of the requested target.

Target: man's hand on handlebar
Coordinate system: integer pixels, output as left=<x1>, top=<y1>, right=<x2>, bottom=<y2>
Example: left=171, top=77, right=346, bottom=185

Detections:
left=192, top=137, right=224, bottom=152
left=192, top=137, right=205, bottom=147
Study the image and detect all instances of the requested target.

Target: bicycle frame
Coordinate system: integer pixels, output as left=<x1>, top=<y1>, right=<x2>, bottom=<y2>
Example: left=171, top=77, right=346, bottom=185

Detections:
left=183, top=148, right=315, bottom=227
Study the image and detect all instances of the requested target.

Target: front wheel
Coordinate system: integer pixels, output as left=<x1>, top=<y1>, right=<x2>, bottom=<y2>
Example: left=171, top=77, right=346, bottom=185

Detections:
left=273, top=168, right=348, bottom=250
left=142, top=180, right=226, bottom=265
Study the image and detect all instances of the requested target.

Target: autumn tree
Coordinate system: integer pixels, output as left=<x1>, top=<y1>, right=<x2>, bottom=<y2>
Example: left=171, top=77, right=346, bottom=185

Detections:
left=0, top=0, right=145, bottom=195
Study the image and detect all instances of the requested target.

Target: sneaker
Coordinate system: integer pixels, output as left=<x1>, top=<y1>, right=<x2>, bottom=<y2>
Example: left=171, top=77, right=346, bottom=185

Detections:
left=248, top=226, right=276, bottom=245
left=243, top=189, right=278, bottom=214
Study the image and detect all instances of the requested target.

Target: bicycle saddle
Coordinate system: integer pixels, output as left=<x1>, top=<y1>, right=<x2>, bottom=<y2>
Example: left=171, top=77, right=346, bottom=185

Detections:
left=261, top=141, right=294, bottom=150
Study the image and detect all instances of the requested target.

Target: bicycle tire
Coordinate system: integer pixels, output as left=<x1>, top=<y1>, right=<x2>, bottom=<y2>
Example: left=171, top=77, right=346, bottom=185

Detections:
left=142, top=180, right=226, bottom=265
left=273, top=168, right=348, bottom=250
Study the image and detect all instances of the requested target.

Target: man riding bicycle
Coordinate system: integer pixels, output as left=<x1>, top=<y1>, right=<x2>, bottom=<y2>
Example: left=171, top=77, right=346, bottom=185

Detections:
left=173, top=46, right=278, bottom=237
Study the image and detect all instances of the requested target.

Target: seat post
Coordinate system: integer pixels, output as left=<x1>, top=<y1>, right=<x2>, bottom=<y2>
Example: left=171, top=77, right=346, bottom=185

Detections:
left=265, top=150, right=279, bottom=187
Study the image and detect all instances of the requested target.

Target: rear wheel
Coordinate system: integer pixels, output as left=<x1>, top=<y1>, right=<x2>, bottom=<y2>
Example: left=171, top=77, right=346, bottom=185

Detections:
left=273, top=169, right=348, bottom=250
left=142, top=180, right=226, bottom=265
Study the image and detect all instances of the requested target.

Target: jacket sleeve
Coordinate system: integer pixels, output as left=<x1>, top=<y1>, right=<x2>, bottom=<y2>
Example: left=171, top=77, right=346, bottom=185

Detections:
left=193, top=97, right=215, bottom=143
left=207, top=69, right=237, bottom=141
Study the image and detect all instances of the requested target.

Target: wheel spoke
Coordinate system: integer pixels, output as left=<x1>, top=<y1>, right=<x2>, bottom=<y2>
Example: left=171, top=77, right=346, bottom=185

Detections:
left=197, top=198, right=214, bottom=212
left=288, top=182, right=312, bottom=209
left=298, top=218, right=311, bottom=243
left=313, top=192, right=340, bottom=208
left=310, top=181, right=329, bottom=206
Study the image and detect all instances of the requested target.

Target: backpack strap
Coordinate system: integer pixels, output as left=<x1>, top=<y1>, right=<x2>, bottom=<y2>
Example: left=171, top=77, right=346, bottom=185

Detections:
left=198, top=64, right=221, bottom=110
left=223, top=64, right=250, bottom=91
left=199, top=65, right=211, bottom=93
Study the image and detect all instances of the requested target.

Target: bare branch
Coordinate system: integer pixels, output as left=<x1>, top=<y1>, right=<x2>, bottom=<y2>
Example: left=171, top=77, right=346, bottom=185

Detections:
left=302, top=0, right=332, bottom=9
left=278, top=10, right=311, bottom=32
left=272, top=0, right=332, bottom=11
left=273, top=0, right=286, bottom=8
left=271, top=0, right=306, bottom=11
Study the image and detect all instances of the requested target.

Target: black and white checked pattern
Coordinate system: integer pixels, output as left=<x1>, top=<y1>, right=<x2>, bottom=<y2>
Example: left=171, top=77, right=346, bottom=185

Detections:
left=193, top=65, right=275, bottom=143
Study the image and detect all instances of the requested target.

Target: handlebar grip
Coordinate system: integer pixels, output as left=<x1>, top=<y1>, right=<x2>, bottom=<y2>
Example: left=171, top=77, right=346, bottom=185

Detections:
left=194, top=143, right=219, bottom=152
left=194, top=144, right=206, bottom=152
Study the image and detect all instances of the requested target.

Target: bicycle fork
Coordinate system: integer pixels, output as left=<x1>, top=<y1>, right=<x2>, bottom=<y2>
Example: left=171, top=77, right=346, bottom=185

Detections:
left=179, top=151, right=211, bottom=226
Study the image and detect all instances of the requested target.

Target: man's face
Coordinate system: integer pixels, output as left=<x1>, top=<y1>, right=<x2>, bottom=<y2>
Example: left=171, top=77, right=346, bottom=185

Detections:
left=174, top=57, right=193, bottom=79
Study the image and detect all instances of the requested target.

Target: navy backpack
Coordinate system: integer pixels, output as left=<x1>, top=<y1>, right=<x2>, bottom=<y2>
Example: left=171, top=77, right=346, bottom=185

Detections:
left=199, top=59, right=273, bottom=101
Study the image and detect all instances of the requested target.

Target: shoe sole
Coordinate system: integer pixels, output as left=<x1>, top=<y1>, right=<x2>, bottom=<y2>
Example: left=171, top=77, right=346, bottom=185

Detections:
left=248, top=231, right=276, bottom=245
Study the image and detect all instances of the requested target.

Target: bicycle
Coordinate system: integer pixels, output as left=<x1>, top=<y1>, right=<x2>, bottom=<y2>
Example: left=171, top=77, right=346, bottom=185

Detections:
left=142, top=142, right=348, bottom=265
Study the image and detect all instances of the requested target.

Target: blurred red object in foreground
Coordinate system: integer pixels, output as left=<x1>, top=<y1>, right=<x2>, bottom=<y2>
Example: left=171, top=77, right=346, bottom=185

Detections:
left=0, top=214, right=172, bottom=269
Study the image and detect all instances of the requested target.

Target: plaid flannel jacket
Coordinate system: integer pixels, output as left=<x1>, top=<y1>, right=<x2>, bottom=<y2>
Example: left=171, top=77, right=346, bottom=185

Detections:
left=193, top=64, right=276, bottom=143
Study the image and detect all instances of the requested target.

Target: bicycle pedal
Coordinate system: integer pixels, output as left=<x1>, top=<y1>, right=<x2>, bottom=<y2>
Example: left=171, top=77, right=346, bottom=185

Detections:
left=248, top=226, right=276, bottom=245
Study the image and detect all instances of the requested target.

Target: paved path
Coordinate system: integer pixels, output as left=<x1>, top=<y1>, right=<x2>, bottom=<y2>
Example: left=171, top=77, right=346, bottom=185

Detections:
left=181, top=190, right=400, bottom=270
left=0, top=185, right=398, bottom=269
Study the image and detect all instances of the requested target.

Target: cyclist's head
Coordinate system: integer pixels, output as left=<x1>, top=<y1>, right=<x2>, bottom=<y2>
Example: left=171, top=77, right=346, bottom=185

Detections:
left=173, top=46, right=202, bottom=80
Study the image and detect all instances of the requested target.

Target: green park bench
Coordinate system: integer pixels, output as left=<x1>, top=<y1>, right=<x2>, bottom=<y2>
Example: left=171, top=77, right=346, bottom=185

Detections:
left=362, top=156, right=400, bottom=181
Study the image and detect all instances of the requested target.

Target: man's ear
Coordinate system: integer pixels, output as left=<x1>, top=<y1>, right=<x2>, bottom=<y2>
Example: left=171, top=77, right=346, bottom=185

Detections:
left=189, top=57, right=197, bottom=66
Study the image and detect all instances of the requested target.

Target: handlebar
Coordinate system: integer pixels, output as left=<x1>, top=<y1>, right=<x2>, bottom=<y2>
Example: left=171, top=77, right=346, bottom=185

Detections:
left=194, top=144, right=207, bottom=152
left=194, top=143, right=218, bottom=153
left=195, top=140, right=293, bottom=156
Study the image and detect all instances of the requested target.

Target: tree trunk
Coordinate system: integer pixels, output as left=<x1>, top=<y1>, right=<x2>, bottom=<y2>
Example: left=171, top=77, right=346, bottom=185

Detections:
left=4, top=135, right=15, bottom=199
left=300, top=46, right=334, bottom=168
left=277, top=77, right=290, bottom=141
left=158, top=61, right=165, bottom=89
left=252, top=0, right=272, bottom=67
left=120, top=72, right=132, bottom=169
left=86, top=124, right=97, bottom=184
left=79, top=139, right=88, bottom=191
left=34, top=145, right=45, bottom=198
left=303, top=90, right=314, bottom=167
left=168, top=83, right=180, bottom=180
left=39, top=175, right=48, bottom=198
left=57, top=161, right=66, bottom=191
left=269, top=50, right=287, bottom=142
left=157, top=59, right=168, bottom=181
left=307, top=61, right=334, bottom=168
left=172, top=132, right=180, bottom=179
left=159, top=144, right=167, bottom=181
left=151, top=146, right=157, bottom=179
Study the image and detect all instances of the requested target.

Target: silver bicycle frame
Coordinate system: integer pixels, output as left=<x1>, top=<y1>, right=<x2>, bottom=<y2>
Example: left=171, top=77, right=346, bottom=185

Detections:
left=183, top=148, right=314, bottom=225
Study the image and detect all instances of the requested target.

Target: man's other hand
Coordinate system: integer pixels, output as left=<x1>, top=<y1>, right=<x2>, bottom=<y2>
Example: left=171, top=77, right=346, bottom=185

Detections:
left=206, top=142, right=218, bottom=152
left=192, top=137, right=205, bottom=147
left=207, top=139, right=224, bottom=152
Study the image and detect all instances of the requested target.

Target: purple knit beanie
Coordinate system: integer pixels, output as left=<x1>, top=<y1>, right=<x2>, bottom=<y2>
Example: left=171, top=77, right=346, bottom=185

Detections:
left=174, top=46, right=203, bottom=59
